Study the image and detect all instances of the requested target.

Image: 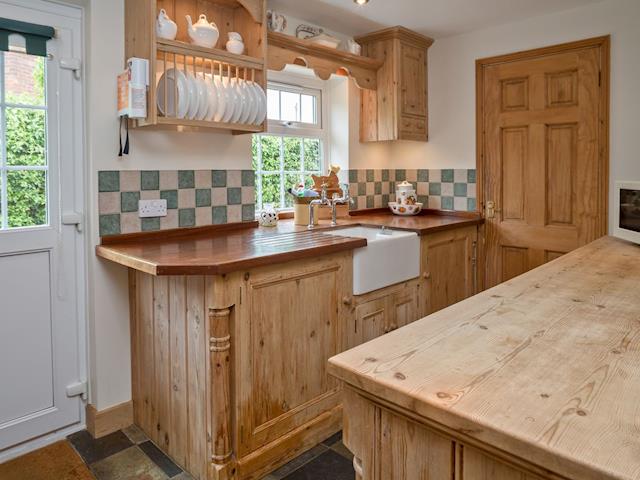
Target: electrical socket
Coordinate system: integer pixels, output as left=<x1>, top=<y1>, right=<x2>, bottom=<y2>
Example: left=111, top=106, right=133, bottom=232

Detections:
left=138, top=199, right=167, bottom=218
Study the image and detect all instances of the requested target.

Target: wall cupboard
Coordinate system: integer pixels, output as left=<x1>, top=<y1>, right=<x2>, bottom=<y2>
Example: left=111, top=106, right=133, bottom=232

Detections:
left=128, top=225, right=477, bottom=480
left=356, top=27, right=434, bottom=142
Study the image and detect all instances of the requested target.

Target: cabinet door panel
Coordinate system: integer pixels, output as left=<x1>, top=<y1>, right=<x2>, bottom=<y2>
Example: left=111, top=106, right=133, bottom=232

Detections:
left=400, top=44, right=427, bottom=117
left=390, top=287, right=420, bottom=331
left=462, top=446, right=542, bottom=480
left=379, top=410, right=454, bottom=479
left=353, top=297, right=388, bottom=347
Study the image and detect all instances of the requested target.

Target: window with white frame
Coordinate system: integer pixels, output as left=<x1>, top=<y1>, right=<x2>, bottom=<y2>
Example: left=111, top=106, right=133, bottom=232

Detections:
left=252, top=79, right=325, bottom=212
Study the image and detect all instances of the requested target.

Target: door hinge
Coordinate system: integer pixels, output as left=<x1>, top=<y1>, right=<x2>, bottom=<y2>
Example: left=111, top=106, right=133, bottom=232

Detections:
left=60, top=57, right=82, bottom=80
left=62, top=211, right=84, bottom=233
left=66, top=381, right=88, bottom=400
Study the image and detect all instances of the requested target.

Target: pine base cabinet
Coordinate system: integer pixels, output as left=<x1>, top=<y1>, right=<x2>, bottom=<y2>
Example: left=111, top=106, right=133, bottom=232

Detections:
left=421, top=225, right=478, bottom=316
left=343, top=387, right=559, bottom=480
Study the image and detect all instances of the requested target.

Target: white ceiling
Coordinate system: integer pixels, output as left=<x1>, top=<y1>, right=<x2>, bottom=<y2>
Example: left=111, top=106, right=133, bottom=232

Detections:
left=268, top=0, right=602, bottom=38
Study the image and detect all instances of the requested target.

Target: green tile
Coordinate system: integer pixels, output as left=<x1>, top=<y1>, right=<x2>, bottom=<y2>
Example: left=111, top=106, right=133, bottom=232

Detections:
left=467, top=198, right=477, bottom=211
left=242, top=204, right=255, bottom=221
left=417, top=169, right=429, bottom=182
left=120, top=191, right=140, bottom=213
left=241, top=170, right=255, bottom=187
left=442, top=196, right=454, bottom=210
left=196, top=188, right=212, bottom=207
left=442, top=169, right=454, bottom=183
left=227, top=187, right=241, bottom=205
left=179, top=208, right=195, bottom=227
left=382, top=194, right=390, bottom=206
left=349, top=170, right=358, bottom=184
left=141, top=171, right=159, bottom=190
left=381, top=169, right=389, bottom=181
left=357, top=182, right=366, bottom=196
left=141, top=217, right=160, bottom=231
left=366, top=195, right=374, bottom=208
left=395, top=169, right=406, bottom=181
left=454, top=183, right=468, bottom=197
left=429, top=183, right=441, bottom=196
left=468, top=169, right=477, bottom=184
left=374, top=182, right=382, bottom=195
left=160, top=190, right=178, bottom=209
left=212, top=170, right=227, bottom=187
left=98, top=171, right=119, bottom=192
left=212, top=206, right=227, bottom=224
left=366, top=169, right=374, bottom=182
left=178, top=170, right=195, bottom=189
left=418, top=195, right=428, bottom=205
left=99, top=214, right=121, bottom=236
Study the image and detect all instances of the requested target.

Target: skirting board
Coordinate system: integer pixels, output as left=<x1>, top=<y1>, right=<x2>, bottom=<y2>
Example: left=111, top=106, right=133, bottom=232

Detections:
left=86, top=401, right=133, bottom=439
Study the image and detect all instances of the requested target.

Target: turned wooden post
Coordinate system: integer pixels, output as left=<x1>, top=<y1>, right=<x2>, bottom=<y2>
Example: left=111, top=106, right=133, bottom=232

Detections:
left=209, top=307, right=232, bottom=466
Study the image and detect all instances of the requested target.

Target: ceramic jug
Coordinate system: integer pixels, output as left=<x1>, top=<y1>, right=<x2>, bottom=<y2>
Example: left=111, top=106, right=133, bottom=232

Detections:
left=186, top=14, right=219, bottom=48
left=226, top=32, right=245, bottom=55
left=156, top=9, right=177, bottom=40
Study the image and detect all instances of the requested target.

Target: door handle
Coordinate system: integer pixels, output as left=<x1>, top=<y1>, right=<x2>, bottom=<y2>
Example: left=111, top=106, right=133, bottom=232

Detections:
left=62, top=212, right=83, bottom=232
left=485, top=201, right=501, bottom=219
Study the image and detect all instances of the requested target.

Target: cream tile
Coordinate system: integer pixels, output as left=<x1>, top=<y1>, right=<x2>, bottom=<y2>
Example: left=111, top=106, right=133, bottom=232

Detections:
left=140, top=190, right=160, bottom=200
left=382, top=182, right=390, bottom=195
left=467, top=183, right=477, bottom=198
left=196, top=207, right=211, bottom=226
left=454, top=196, right=468, bottom=211
left=121, top=212, right=140, bottom=234
left=195, top=170, right=211, bottom=188
left=357, top=170, right=365, bottom=182
left=99, top=192, right=120, bottom=215
left=374, top=195, right=383, bottom=207
left=374, top=170, right=382, bottom=181
left=406, top=169, right=417, bottom=182
left=454, top=169, right=468, bottom=183
left=365, top=182, right=374, bottom=195
left=227, top=204, right=242, bottom=223
left=227, top=170, right=241, bottom=188
left=357, top=197, right=366, bottom=210
left=430, top=169, right=442, bottom=183
left=212, top=187, right=227, bottom=206
left=178, top=189, right=196, bottom=208
left=441, top=182, right=454, bottom=196
left=241, top=186, right=255, bottom=204
left=160, top=209, right=178, bottom=230
left=120, top=171, right=140, bottom=192
left=159, top=170, right=178, bottom=190
left=428, top=196, right=441, bottom=209
left=417, top=182, right=429, bottom=195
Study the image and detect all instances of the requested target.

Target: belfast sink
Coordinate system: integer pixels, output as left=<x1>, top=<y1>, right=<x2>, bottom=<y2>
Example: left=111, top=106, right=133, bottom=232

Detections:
left=323, top=226, right=420, bottom=294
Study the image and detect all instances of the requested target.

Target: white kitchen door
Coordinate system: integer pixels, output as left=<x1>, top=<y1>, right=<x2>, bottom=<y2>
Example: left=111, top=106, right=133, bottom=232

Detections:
left=0, top=0, right=85, bottom=456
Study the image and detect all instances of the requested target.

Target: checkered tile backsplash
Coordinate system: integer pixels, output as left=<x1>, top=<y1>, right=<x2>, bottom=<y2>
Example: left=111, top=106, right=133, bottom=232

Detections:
left=98, top=170, right=255, bottom=236
left=347, top=169, right=477, bottom=212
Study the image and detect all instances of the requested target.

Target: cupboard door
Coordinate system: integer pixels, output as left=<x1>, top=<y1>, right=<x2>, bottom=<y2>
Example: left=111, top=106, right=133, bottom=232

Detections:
left=238, top=256, right=348, bottom=454
left=462, top=446, right=544, bottom=480
left=388, top=286, right=420, bottom=332
left=400, top=43, right=427, bottom=117
left=423, top=227, right=478, bottom=315
left=379, top=409, right=454, bottom=479
left=352, top=297, right=389, bottom=347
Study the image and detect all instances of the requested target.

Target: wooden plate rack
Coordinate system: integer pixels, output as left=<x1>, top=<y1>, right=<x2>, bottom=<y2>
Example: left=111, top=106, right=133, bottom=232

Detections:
left=124, top=0, right=267, bottom=134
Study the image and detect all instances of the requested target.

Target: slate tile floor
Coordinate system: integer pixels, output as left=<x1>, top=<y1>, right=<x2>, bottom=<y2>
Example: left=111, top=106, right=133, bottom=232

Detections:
left=0, top=427, right=353, bottom=480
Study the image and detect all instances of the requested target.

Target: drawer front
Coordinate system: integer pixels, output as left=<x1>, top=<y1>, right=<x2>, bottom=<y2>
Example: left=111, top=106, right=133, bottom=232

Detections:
left=400, top=115, right=427, bottom=140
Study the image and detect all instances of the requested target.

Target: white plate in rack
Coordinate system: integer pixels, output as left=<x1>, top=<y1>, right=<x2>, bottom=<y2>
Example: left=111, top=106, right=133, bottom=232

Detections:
left=184, top=71, right=199, bottom=120
left=156, top=68, right=189, bottom=119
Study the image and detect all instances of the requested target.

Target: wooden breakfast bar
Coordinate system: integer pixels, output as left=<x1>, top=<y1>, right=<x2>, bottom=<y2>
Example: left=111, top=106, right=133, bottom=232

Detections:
left=328, top=236, right=640, bottom=480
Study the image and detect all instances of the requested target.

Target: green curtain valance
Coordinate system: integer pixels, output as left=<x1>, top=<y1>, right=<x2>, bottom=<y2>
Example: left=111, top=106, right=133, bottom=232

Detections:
left=0, top=17, right=55, bottom=57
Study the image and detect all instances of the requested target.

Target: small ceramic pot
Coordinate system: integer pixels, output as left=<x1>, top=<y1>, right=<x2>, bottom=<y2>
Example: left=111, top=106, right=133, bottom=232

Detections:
left=259, top=205, right=278, bottom=227
left=395, top=181, right=418, bottom=205
left=186, top=14, right=219, bottom=48
left=226, top=32, right=245, bottom=55
left=156, top=9, right=177, bottom=40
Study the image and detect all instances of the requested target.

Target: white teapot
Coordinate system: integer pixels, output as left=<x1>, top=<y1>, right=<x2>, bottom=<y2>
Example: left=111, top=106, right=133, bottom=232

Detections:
left=156, top=9, right=177, bottom=40
left=186, top=14, right=219, bottom=48
left=226, top=32, right=245, bottom=55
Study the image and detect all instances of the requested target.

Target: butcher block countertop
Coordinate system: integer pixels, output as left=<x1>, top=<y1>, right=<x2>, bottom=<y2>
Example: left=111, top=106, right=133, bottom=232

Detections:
left=96, top=211, right=482, bottom=276
left=329, top=236, right=640, bottom=480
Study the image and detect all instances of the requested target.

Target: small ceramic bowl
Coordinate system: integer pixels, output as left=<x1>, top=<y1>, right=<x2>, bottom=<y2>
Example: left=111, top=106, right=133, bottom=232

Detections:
left=389, top=202, right=423, bottom=216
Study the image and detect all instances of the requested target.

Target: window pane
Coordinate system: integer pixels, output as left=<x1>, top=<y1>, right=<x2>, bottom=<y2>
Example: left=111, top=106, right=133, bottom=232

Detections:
left=280, top=91, right=300, bottom=122
left=267, top=89, right=280, bottom=120
left=260, top=174, right=281, bottom=209
left=5, top=51, right=45, bottom=106
left=7, top=170, right=47, bottom=228
left=283, top=137, right=301, bottom=171
left=6, top=108, right=46, bottom=166
left=251, top=135, right=259, bottom=170
left=300, top=94, right=316, bottom=124
left=303, top=138, right=321, bottom=171
left=260, top=135, right=281, bottom=171
left=284, top=174, right=301, bottom=208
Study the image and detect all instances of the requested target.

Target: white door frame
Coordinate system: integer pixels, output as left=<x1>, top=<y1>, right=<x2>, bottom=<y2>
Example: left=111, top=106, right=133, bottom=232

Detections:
left=0, top=0, right=86, bottom=462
